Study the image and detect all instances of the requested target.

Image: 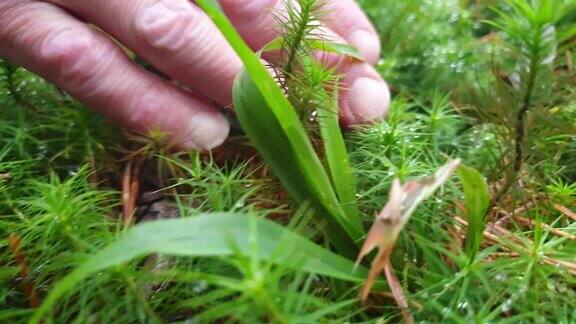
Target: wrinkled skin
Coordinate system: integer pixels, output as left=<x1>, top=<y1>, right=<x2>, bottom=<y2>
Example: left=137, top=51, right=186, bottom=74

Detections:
left=0, top=0, right=390, bottom=150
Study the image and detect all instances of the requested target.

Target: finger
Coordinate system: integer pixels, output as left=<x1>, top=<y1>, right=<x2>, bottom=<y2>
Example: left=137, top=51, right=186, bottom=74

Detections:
left=337, top=63, right=391, bottom=126
left=0, top=0, right=229, bottom=150
left=219, top=0, right=389, bottom=125
left=218, top=0, right=285, bottom=51
left=47, top=0, right=243, bottom=107
left=219, top=0, right=381, bottom=65
left=319, top=0, right=382, bottom=65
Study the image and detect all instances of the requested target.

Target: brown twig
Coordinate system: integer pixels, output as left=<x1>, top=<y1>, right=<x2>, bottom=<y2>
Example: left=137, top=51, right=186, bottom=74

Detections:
left=554, top=204, right=576, bottom=222
left=454, top=217, right=576, bottom=275
left=122, top=159, right=141, bottom=226
left=514, top=216, right=576, bottom=241
left=8, top=235, right=39, bottom=308
left=455, top=216, right=507, bottom=245
left=493, top=201, right=535, bottom=227
left=486, top=252, right=576, bottom=275
left=488, top=252, right=519, bottom=259
left=543, top=258, right=576, bottom=275
left=454, top=210, right=527, bottom=247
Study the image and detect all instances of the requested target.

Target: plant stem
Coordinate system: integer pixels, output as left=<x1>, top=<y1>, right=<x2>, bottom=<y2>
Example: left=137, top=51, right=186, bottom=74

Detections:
left=489, top=63, right=538, bottom=212
left=513, top=62, right=538, bottom=172
left=283, top=1, right=313, bottom=78
left=513, top=24, right=542, bottom=173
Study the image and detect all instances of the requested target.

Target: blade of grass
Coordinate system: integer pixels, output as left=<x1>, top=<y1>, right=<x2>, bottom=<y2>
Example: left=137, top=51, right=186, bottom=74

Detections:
left=458, top=165, right=490, bottom=262
left=31, top=213, right=367, bottom=323
left=317, top=87, right=361, bottom=223
left=263, top=38, right=364, bottom=61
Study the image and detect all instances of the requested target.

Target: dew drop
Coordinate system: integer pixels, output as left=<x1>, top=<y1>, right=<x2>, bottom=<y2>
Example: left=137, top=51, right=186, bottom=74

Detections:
left=501, top=298, right=513, bottom=313
left=193, top=280, right=208, bottom=294
left=495, top=271, right=507, bottom=282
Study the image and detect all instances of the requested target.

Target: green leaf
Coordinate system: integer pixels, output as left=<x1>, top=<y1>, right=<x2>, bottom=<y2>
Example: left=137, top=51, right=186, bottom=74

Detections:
left=263, top=38, right=365, bottom=61
left=233, top=69, right=361, bottom=257
left=458, top=165, right=490, bottom=262
left=195, top=0, right=364, bottom=252
left=317, top=87, right=361, bottom=224
left=31, top=213, right=366, bottom=323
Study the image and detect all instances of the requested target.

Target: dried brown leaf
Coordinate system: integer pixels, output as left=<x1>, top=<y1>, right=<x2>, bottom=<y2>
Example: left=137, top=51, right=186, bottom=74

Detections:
left=8, top=234, right=39, bottom=308
left=383, top=257, right=414, bottom=324
left=554, top=204, right=576, bottom=221
left=356, top=159, right=461, bottom=316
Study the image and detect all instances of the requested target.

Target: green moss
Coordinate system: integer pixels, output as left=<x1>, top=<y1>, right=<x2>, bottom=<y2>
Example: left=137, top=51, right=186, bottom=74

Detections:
left=0, top=0, right=575, bottom=322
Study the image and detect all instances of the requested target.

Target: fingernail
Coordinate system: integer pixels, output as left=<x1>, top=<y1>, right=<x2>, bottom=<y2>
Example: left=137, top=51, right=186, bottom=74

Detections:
left=347, top=77, right=390, bottom=124
left=348, top=30, right=381, bottom=65
left=181, top=111, right=230, bottom=150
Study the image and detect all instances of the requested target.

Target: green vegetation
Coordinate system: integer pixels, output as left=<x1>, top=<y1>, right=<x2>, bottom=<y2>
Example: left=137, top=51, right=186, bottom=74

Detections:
left=1, top=0, right=575, bottom=322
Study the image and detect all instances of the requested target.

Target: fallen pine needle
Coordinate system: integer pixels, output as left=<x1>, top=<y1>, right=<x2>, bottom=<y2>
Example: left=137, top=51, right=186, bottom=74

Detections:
left=455, top=217, right=576, bottom=275
left=122, top=159, right=141, bottom=226
left=554, top=204, right=576, bottom=222
left=493, top=201, right=535, bottom=227
left=8, top=234, right=39, bottom=308
left=514, top=216, right=576, bottom=241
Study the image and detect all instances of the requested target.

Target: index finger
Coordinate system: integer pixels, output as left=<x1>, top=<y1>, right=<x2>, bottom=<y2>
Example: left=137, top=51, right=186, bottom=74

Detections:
left=319, top=0, right=381, bottom=65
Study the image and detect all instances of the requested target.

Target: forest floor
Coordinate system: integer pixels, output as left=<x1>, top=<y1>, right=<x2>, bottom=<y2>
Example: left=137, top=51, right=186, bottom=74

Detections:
left=1, top=0, right=575, bottom=322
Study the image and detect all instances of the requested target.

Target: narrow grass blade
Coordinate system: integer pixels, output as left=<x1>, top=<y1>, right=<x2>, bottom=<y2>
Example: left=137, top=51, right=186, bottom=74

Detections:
left=196, top=0, right=363, bottom=246
left=31, top=213, right=367, bottom=323
left=317, top=88, right=361, bottom=225
left=263, top=38, right=364, bottom=61
left=458, top=165, right=490, bottom=262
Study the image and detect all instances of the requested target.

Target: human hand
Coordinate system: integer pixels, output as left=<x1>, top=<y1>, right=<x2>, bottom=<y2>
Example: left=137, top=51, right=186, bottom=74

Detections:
left=0, top=0, right=390, bottom=150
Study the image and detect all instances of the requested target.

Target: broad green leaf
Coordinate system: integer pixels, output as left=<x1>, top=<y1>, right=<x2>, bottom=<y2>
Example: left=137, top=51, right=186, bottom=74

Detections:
left=317, top=88, right=361, bottom=223
left=31, top=213, right=366, bottom=323
left=263, top=38, right=364, bottom=61
left=458, top=165, right=490, bottom=262
left=195, top=0, right=364, bottom=250
left=312, top=41, right=364, bottom=61
left=233, top=70, right=360, bottom=257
